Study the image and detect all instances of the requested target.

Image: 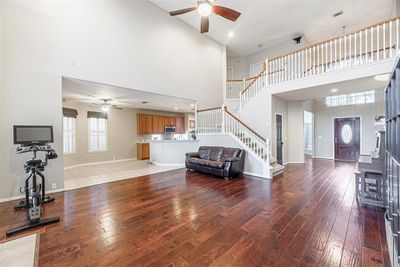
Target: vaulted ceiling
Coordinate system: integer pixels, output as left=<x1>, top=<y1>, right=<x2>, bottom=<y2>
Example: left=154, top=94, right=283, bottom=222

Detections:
left=151, top=0, right=395, bottom=56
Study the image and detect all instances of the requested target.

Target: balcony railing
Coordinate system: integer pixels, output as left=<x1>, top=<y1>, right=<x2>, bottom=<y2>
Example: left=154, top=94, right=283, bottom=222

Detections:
left=226, top=16, right=400, bottom=107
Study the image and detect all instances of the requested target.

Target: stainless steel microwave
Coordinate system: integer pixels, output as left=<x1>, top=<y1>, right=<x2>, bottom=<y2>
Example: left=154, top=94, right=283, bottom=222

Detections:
left=164, top=126, right=176, bottom=134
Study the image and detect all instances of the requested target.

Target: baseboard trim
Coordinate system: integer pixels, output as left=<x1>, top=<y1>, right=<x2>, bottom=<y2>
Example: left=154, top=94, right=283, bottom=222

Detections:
left=64, top=158, right=138, bottom=170
left=285, top=161, right=305, bottom=164
left=313, top=156, right=334, bottom=160
left=0, top=188, right=65, bottom=204
left=243, top=171, right=271, bottom=180
left=152, top=162, right=185, bottom=167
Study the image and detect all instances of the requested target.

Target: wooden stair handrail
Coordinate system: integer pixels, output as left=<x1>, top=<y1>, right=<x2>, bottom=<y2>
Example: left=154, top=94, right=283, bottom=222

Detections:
left=197, top=107, right=222, bottom=113
left=268, top=16, right=400, bottom=63
left=224, top=106, right=267, bottom=142
left=240, top=63, right=266, bottom=95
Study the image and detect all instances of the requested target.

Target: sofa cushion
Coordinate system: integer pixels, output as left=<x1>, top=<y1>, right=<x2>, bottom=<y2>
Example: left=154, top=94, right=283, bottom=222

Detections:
left=198, top=146, right=211, bottom=160
left=221, top=147, right=240, bottom=161
left=188, top=157, right=209, bottom=166
left=188, top=157, right=224, bottom=169
left=207, top=160, right=224, bottom=169
left=209, top=147, right=224, bottom=161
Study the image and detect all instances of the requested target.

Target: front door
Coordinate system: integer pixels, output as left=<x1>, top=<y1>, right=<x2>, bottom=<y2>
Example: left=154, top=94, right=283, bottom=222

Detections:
left=276, top=114, right=283, bottom=165
left=334, top=117, right=360, bottom=161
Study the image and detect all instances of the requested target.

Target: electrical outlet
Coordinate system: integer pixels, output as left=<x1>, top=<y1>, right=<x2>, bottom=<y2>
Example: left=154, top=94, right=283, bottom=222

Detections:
left=51, top=183, right=57, bottom=190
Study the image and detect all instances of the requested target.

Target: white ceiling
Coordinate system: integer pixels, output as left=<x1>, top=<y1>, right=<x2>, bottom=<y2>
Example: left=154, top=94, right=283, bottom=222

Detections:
left=151, top=0, right=394, bottom=56
left=62, top=77, right=196, bottom=113
left=274, top=74, right=389, bottom=101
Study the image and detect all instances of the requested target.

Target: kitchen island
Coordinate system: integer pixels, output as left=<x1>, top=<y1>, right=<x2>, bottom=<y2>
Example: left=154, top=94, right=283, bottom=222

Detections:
left=150, top=140, right=199, bottom=166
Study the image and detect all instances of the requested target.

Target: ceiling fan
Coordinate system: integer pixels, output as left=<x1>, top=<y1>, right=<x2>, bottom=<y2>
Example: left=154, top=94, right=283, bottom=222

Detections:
left=169, top=0, right=241, bottom=34
left=92, top=99, right=123, bottom=112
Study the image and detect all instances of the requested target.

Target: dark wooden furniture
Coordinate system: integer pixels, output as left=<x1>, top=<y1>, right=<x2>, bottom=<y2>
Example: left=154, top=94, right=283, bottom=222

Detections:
left=137, top=114, right=185, bottom=134
left=0, top=160, right=389, bottom=266
left=385, top=57, right=400, bottom=265
left=137, top=143, right=150, bottom=160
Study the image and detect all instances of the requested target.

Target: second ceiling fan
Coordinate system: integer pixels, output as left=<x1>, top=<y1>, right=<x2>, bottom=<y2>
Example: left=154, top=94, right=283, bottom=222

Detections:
left=169, top=0, right=241, bottom=34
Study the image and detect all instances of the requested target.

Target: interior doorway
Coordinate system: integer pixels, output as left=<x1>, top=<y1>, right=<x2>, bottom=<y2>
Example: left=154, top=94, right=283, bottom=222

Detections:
left=304, top=111, right=313, bottom=156
left=334, top=117, right=361, bottom=161
left=276, top=114, right=283, bottom=165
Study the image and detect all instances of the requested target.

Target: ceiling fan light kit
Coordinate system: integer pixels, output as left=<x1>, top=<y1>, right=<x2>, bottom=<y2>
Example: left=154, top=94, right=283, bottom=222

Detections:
left=198, top=3, right=212, bottom=17
left=169, top=0, right=241, bottom=34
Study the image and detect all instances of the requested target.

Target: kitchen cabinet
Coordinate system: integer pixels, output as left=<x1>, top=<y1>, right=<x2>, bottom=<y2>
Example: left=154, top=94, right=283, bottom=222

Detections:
left=164, top=116, right=176, bottom=127
left=175, top=117, right=185, bottom=134
left=137, top=143, right=150, bottom=160
left=137, top=114, right=185, bottom=134
left=152, top=115, right=165, bottom=134
left=137, top=114, right=148, bottom=134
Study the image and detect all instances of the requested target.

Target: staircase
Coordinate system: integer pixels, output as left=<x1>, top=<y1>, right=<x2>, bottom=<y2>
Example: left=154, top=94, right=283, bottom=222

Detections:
left=197, top=106, right=283, bottom=178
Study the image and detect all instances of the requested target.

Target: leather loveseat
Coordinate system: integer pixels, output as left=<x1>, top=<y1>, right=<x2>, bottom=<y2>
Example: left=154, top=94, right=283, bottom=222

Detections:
left=185, top=146, right=245, bottom=179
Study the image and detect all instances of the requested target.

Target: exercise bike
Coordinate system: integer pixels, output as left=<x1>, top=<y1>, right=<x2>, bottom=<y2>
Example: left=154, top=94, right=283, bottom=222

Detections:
left=6, top=144, right=60, bottom=236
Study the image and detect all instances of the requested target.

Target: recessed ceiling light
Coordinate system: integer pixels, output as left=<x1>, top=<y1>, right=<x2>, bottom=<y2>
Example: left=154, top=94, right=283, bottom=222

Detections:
left=228, top=31, right=234, bottom=38
left=190, top=103, right=194, bottom=107
left=198, top=3, right=212, bottom=17
left=331, top=88, right=338, bottom=93
left=374, top=73, right=390, bottom=81
left=174, top=107, right=178, bottom=110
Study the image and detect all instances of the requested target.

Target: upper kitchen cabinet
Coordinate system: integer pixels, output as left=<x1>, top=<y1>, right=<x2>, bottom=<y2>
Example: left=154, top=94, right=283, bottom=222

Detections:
left=152, top=115, right=165, bottom=134
left=164, top=116, right=176, bottom=127
left=175, top=117, right=185, bottom=134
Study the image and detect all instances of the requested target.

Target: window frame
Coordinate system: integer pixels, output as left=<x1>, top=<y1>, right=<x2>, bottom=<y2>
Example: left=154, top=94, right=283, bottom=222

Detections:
left=88, top=117, right=108, bottom=153
left=63, top=116, right=77, bottom=155
left=325, top=90, right=375, bottom=107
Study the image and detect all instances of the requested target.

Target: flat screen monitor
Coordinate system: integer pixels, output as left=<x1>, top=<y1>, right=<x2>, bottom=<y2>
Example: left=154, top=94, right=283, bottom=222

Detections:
left=13, top=125, right=54, bottom=145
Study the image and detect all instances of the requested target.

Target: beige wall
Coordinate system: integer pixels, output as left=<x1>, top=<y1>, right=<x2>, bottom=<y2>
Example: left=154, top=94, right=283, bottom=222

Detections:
left=288, top=101, right=305, bottom=163
left=314, top=89, right=385, bottom=159
left=63, top=101, right=138, bottom=167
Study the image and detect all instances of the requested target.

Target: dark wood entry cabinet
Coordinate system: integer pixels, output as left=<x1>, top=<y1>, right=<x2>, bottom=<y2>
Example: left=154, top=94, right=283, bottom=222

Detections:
left=137, top=114, right=185, bottom=134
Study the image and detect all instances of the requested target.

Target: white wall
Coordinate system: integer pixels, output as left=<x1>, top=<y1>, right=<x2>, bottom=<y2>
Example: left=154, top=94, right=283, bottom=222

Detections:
left=240, top=89, right=269, bottom=139
left=287, top=101, right=305, bottom=163
left=1, top=0, right=225, bottom=199
left=227, top=55, right=249, bottom=79
left=314, top=90, right=385, bottom=159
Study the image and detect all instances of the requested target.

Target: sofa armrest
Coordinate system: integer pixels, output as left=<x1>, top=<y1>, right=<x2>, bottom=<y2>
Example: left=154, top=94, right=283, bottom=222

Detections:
left=186, top=152, right=200, bottom=158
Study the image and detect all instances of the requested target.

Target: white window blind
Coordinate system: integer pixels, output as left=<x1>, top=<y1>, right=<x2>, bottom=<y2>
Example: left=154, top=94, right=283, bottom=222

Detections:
left=88, top=117, right=107, bottom=152
left=63, top=117, right=76, bottom=154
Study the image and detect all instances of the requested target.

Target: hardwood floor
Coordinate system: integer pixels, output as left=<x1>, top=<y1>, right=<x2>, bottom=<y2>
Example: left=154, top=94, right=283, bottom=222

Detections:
left=0, top=158, right=390, bottom=266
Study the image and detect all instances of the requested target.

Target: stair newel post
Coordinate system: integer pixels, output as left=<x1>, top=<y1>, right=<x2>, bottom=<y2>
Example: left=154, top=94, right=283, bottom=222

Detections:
left=221, top=105, right=226, bottom=134
left=264, top=58, right=269, bottom=87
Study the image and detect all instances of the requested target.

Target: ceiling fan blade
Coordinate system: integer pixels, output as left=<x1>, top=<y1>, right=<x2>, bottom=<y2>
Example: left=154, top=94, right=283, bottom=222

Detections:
left=212, top=5, right=241, bottom=21
left=201, top=16, right=209, bottom=34
left=169, top=7, right=197, bottom=16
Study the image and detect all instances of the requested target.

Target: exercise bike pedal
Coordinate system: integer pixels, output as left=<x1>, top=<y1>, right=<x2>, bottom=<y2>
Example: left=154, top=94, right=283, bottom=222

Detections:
left=41, top=196, right=55, bottom=204
left=14, top=200, right=28, bottom=210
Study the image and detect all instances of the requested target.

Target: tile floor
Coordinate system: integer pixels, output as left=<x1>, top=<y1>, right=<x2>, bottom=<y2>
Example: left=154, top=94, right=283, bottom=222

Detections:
left=0, top=234, right=37, bottom=267
left=64, top=160, right=183, bottom=190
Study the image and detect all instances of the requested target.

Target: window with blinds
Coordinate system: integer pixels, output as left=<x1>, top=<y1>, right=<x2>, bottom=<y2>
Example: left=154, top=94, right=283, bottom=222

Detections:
left=88, top=117, right=108, bottom=152
left=63, top=117, right=76, bottom=154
